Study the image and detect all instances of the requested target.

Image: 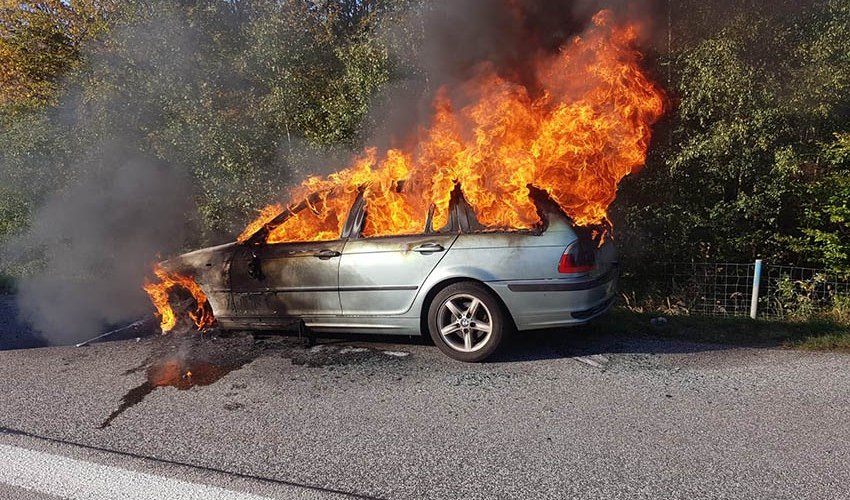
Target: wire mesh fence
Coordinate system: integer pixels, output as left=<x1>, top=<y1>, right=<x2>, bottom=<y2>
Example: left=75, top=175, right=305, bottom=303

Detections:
left=620, top=262, right=850, bottom=320
left=761, top=265, right=850, bottom=320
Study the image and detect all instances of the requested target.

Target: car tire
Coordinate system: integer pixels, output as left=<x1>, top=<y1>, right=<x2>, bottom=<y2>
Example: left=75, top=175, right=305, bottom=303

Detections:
left=427, top=282, right=507, bottom=362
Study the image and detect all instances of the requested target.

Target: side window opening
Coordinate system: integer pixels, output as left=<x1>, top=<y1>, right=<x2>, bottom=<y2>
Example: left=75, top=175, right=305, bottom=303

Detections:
left=246, top=189, right=356, bottom=245
left=355, top=200, right=464, bottom=239
left=354, top=189, right=445, bottom=239
left=350, top=184, right=493, bottom=239
left=452, top=186, right=547, bottom=236
left=355, top=208, right=430, bottom=239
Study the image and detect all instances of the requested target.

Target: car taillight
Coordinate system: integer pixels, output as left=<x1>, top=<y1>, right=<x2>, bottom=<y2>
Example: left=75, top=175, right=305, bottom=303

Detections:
left=558, top=241, right=595, bottom=274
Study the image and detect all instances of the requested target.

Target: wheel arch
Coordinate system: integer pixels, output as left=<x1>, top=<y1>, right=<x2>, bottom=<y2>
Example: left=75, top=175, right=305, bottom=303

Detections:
left=418, top=277, right=516, bottom=335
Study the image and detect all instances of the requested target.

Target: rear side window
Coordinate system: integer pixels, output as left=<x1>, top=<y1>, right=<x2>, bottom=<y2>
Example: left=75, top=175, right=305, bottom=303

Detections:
left=452, top=188, right=548, bottom=235
left=349, top=188, right=467, bottom=239
left=353, top=191, right=438, bottom=238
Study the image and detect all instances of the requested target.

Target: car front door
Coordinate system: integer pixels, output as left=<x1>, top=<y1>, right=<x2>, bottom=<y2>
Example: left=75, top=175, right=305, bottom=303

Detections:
left=230, top=240, right=344, bottom=325
left=230, top=199, right=351, bottom=326
left=339, top=203, right=458, bottom=316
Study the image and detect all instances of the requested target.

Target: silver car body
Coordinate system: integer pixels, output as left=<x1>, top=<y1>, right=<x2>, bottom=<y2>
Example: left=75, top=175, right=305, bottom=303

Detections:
left=167, top=192, right=618, bottom=335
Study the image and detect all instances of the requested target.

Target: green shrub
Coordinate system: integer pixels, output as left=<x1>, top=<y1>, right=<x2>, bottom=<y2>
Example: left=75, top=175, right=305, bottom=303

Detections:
left=830, top=294, right=850, bottom=324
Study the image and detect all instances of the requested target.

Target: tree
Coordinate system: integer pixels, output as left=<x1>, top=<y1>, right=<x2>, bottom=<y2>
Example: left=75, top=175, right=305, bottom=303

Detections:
left=0, top=0, right=114, bottom=118
left=790, top=134, right=850, bottom=273
left=1, top=0, right=403, bottom=253
left=614, top=0, right=850, bottom=270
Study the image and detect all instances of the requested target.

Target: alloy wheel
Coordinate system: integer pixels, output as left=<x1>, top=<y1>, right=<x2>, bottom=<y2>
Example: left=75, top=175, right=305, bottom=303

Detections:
left=436, top=293, right=493, bottom=353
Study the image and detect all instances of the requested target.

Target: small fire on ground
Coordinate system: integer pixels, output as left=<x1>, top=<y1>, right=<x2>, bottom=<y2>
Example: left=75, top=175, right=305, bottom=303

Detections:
left=100, top=357, right=236, bottom=428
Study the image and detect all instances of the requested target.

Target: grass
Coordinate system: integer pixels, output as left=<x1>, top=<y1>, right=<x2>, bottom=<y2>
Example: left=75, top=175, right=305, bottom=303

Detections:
left=588, top=307, right=850, bottom=352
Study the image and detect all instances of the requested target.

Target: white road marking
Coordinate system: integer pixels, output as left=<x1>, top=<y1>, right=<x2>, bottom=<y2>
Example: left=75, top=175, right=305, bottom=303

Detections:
left=338, top=347, right=370, bottom=354
left=381, top=351, right=409, bottom=357
left=0, top=444, right=274, bottom=500
left=572, top=354, right=609, bottom=368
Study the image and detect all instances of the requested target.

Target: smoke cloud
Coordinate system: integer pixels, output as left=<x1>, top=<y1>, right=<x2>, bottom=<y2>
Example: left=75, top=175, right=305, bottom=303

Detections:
left=11, top=149, right=191, bottom=344
left=2, top=10, right=203, bottom=345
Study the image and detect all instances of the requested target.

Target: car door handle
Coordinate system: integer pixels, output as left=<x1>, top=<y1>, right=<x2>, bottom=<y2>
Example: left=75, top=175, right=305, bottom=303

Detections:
left=412, top=243, right=445, bottom=254
left=247, top=252, right=264, bottom=280
left=314, top=249, right=341, bottom=260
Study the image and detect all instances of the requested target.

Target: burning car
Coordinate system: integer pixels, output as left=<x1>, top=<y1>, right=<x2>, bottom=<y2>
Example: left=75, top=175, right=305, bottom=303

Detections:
left=144, top=10, right=662, bottom=362
left=155, top=188, right=616, bottom=362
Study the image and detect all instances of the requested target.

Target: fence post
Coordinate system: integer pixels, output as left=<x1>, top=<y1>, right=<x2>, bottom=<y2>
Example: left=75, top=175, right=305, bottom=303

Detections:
left=750, top=259, right=763, bottom=319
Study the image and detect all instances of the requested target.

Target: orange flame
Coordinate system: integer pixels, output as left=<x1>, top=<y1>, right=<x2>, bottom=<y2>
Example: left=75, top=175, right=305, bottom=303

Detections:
left=239, top=11, right=664, bottom=244
left=236, top=203, right=283, bottom=243
left=143, top=264, right=216, bottom=333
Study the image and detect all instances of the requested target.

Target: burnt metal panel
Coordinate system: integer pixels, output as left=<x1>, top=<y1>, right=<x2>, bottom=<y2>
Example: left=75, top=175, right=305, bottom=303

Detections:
left=161, top=242, right=236, bottom=320
left=230, top=240, right=344, bottom=317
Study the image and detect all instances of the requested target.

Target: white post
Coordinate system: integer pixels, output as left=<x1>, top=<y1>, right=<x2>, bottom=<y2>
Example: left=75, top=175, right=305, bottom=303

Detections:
left=750, top=259, right=763, bottom=319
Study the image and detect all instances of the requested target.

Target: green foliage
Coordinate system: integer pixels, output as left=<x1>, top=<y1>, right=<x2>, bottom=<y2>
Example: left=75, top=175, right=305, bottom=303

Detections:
left=0, top=0, right=114, bottom=116
left=773, top=274, right=823, bottom=320
left=2, top=0, right=849, bottom=281
left=787, top=134, right=850, bottom=271
left=243, top=1, right=392, bottom=147
left=615, top=0, right=850, bottom=270
left=0, top=0, right=401, bottom=256
left=830, top=294, right=850, bottom=324
left=0, top=105, right=77, bottom=239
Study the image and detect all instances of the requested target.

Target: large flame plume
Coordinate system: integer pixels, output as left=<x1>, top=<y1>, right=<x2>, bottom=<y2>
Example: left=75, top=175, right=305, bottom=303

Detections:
left=143, top=264, right=215, bottom=333
left=238, top=11, right=665, bottom=244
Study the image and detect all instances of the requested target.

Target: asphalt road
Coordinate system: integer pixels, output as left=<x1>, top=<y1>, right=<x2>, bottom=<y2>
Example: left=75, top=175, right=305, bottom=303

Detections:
left=1, top=304, right=849, bottom=499
left=0, top=296, right=47, bottom=351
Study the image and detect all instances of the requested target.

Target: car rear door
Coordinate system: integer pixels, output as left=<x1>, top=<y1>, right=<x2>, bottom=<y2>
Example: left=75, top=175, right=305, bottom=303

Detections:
left=338, top=202, right=458, bottom=316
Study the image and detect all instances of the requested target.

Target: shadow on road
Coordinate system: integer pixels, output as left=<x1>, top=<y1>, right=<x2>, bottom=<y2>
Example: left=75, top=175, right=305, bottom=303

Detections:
left=259, top=322, right=739, bottom=365
left=2, top=291, right=744, bottom=362
left=489, top=326, right=737, bottom=363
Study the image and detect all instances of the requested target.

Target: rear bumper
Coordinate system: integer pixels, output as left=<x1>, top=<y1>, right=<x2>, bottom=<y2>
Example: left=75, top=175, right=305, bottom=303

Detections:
left=488, top=265, right=618, bottom=330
